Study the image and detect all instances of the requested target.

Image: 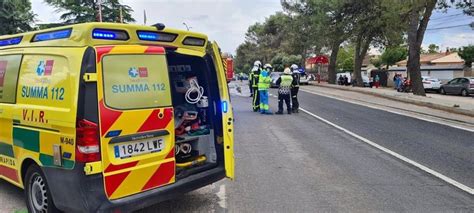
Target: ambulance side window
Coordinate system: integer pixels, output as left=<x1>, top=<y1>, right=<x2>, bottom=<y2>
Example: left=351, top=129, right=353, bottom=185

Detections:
left=0, top=55, right=22, bottom=103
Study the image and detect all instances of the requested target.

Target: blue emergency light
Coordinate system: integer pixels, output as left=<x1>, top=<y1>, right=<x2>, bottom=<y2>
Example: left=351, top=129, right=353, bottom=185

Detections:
left=137, top=31, right=178, bottom=42
left=0, top=36, right=22, bottom=46
left=32, top=29, right=72, bottom=42
left=222, top=101, right=228, bottom=113
left=92, top=29, right=129, bottom=41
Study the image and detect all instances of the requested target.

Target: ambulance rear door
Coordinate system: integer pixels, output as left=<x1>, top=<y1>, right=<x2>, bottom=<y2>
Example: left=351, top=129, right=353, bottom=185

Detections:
left=95, top=45, right=175, bottom=200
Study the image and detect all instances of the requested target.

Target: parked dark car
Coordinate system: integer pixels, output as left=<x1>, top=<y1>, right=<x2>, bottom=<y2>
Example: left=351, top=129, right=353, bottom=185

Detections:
left=270, top=72, right=283, bottom=88
left=440, top=77, right=474, bottom=97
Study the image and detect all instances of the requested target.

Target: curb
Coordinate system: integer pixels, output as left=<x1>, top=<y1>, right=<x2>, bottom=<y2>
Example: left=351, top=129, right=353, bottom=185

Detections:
left=308, top=83, right=474, bottom=117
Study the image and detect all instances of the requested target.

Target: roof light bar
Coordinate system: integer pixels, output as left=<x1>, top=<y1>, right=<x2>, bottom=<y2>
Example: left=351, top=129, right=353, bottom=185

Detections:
left=92, top=29, right=129, bottom=41
left=0, top=36, right=22, bottom=46
left=137, top=31, right=177, bottom=42
left=32, top=29, right=72, bottom=42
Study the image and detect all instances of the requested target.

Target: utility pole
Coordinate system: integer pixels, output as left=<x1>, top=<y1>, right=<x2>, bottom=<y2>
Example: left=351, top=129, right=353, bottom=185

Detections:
left=120, top=6, right=123, bottom=23
left=97, top=0, right=103, bottom=22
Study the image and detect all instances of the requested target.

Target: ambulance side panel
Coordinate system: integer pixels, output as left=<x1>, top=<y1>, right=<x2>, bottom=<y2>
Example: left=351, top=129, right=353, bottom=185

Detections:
left=0, top=47, right=85, bottom=188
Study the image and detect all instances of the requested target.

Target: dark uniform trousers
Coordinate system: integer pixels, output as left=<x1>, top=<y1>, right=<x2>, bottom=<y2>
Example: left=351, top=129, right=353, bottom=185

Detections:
left=291, top=87, right=299, bottom=110
left=278, top=94, right=291, bottom=113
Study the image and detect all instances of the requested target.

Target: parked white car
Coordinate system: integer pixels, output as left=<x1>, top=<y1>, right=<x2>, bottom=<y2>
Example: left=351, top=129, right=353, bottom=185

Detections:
left=422, top=76, right=441, bottom=92
left=300, top=74, right=311, bottom=85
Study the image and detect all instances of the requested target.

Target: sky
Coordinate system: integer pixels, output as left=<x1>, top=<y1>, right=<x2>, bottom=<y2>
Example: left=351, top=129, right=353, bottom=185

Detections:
left=31, top=0, right=473, bottom=55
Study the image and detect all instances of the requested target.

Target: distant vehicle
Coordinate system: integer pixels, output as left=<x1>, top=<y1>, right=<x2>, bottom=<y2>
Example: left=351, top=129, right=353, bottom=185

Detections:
left=422, top=76, right=441, bottom=92
left=300, top=74, right=309, bottom=85
left=440, top=77, right=474, bottom=96
left=362, top=76, right=373, bottom=87
left=299, top=74, right=311, bottom=85
left=270, top=72, right=283, bottom=88
left=221, top=54, right=234, bottom=83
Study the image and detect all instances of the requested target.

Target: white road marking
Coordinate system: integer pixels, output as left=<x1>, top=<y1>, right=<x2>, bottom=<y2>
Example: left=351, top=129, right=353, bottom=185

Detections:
left=299, top=88, right=474, bottom=133
left=216, top=184, right=227, bottom=209
left=299, top=107, right=474, bottom=195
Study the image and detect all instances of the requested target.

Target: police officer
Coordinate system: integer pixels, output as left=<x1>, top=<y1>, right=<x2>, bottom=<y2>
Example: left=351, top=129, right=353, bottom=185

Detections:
left=290, top=64, right=300, bottom=113
left=275, top=68, right=293, bottom=115
left=258, top=64, right=273, bottom=114
left=249, top=61, right=262, bottom=112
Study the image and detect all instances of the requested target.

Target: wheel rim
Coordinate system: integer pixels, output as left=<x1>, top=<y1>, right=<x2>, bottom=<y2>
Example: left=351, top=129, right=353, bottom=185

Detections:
left=462, top=90, right=467, bottom=96
left=29, top=173, right=48, bottom=212
left=441, top=88, right=445, bottom=94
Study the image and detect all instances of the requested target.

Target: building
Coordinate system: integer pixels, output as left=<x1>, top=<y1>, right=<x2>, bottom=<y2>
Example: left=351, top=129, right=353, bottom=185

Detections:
left=388, top=52, right=468, bottom=86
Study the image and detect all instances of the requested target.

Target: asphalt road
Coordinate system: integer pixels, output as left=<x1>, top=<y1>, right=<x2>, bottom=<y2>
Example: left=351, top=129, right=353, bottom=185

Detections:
left=296, top=89, right=474, bottom=188
left=1, top=90, right=473, bottom=212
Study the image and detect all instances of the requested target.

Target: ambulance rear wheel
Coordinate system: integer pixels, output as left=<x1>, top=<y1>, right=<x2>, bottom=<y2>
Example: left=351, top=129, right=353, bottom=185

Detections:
left=24, top=164, right=60, bottom=213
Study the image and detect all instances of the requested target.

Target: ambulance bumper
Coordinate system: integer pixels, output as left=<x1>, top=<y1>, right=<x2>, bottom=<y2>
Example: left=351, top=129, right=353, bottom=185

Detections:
left=43, top=165, right=226, bottom=213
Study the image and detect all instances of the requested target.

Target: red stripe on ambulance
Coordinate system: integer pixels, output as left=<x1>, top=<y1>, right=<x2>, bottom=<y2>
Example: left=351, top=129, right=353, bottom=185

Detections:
left=105, top=171, right=132, bottom=197
left=0, top=165, right=18, bottom=182
left=137, top=108, right=173, bottom=133
left=141, top=161, right=175, bottom=191
left=104, top=161, right=139, bottom=173
left=99, top=100, right=123, bottom=136
left=144, top=46, right=165, bottom=54
left=96, top=46, right=114, bottom=63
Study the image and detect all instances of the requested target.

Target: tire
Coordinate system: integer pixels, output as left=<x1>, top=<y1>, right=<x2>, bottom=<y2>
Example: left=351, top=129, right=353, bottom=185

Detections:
left=440, top=88, right=446, bottom=95
left=461, top=89, right=468, bottom=97
left=24, top=164, right=61, bottom=213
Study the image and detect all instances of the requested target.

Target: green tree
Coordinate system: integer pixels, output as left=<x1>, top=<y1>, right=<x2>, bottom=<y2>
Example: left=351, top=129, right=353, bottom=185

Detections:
left=234, top=41, right=259, bottom=74
left=282, top=0, right=355, bottom=84
left=428, top=43, right=439, bottom=53
left=371, top=58, right=383, bottom=69
left=380, top=46, right=408, bottom=69
left=45, top=0, right=134, bottom=24
left=336, top=45, right=354, bottom=72
left=271, top=53, right=302, bottom=72
left=0, top=0, right=36, bottom=35
left=458, top=45, right=474, bottom=67
left=405, top=0, right=471, bottom=96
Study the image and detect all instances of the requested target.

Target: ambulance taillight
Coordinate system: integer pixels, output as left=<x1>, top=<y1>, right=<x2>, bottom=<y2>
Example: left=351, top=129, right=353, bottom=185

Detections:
left=76, top=119, right=101, bottom=162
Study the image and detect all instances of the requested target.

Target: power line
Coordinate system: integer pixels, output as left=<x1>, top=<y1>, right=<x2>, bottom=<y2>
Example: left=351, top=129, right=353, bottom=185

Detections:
left=430, top=13, right=464, bottom=21
left=426, top=23, right=470, bottom=31
left=430, top=16, right=473, bottom=24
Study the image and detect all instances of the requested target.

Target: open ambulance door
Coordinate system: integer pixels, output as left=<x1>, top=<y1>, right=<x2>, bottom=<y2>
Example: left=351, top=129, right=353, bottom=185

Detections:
left=94, top=45, right=176, bottom=200
left=210, top=41, right=235, bottom=179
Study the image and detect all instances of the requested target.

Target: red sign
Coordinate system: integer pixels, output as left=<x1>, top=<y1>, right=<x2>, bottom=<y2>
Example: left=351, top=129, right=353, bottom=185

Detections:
left=44, top=60, right=54, bottom=76
left=0, top=61, right=7, bottom=87
left=138, top=67, right=148, bottom=77
left=307, top=55, right=329, bottom=64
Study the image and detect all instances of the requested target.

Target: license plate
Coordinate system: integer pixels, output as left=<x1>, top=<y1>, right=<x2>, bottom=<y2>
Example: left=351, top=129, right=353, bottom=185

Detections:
left=114, top=138, right=164, bottom=159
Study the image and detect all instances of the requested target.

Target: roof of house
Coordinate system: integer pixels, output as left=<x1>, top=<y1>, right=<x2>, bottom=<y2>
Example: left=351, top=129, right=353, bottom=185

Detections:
left=396, top=53, right=447, bottom=66
left=431, top=52, right=464, bottom=64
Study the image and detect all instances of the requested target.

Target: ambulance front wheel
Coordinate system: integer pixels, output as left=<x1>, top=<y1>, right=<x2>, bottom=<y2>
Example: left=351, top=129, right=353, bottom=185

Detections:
left=24, top=164, right=61, bottom=213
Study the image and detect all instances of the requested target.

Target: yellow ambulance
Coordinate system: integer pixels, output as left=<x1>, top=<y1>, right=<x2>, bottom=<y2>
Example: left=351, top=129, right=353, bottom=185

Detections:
left=0, top=22, right=234, bottom=212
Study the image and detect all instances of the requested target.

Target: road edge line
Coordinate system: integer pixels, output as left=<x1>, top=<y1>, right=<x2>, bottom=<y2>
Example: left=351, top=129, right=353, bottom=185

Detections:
left=299, top=88, right=474, bottom=133
left=300, top=107, right=474, bottom=195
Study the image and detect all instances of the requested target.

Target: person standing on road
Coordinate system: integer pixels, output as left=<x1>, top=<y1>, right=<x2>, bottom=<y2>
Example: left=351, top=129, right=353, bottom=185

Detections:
left=276, top=68, right=293, bottom=115
left=250, top=61, right=262, bottom=112
left=258, top=64, right=273, bottom=114
left=374, top=74, right=380, bottom=88
left=290, top=64, right=300, bottom=113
